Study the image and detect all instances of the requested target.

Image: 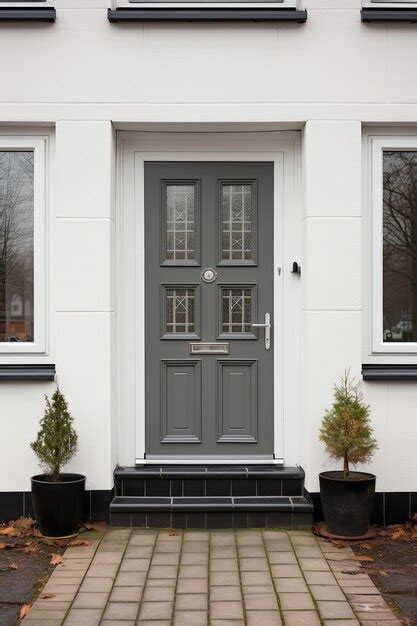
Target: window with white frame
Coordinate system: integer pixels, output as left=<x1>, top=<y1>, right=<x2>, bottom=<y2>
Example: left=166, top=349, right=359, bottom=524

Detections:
left=370, top=137, right=417, bottom=354
left=0, top=138, right=46, bottom=353
left=363, top=0, right=417, bottom=6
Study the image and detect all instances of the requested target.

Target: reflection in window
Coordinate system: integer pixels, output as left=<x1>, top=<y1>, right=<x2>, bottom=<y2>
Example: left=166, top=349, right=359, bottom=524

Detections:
left=165, top=185, right=195, bottom=261
left=0, top=152, right=34, bottom=343
left=166, top=288, right=195, bottom=334
left=383, top=151, right=417, bottom=342
left=222, top=184, right=252, bottom=261
left=222, top=288, right=252, bottom=333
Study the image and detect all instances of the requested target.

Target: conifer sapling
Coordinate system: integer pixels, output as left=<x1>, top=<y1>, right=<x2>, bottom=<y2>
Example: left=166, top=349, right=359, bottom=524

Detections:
left=31, top=389, right=78, bottom=481
left=319, top=371, right=378, bottom=479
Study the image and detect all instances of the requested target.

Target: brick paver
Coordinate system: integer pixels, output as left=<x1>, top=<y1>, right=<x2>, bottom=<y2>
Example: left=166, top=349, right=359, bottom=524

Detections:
left=27, top=529, right=402, bottom=625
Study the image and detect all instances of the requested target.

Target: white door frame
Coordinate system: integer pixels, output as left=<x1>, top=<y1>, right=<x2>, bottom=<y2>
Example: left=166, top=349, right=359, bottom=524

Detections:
left=116, top=131, right=301, bottom=466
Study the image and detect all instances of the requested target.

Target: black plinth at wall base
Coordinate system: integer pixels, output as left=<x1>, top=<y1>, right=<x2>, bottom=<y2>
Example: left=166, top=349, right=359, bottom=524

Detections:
left=110, top=465, right=313, bottom=529
left=107, top=7, right=308, bottom=22
left=0, top=8, right=56, bottom=21
left=361, top=8, right=417, bottom=22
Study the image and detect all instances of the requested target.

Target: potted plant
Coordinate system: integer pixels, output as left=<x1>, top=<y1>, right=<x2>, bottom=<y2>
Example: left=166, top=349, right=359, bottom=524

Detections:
left=319, top=371, right=378, bottom=538
left=31, top=389, right=85, bottom=538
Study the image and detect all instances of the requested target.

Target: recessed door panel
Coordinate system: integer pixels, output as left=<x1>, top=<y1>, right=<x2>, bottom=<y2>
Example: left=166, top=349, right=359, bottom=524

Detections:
left=145, top=162, right=274, bottom=458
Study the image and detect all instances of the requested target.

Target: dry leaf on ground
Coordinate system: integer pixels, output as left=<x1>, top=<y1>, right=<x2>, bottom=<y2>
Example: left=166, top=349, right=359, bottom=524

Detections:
left=0, top=526, right=21, bottom=538
left=19, top=604, right=31, bottom=619
left=355, top=555, right=374, bottom=563
left=50, top=553, right=63, bottom=566
left=40, top=592, right=55, bottom=599
left=9, top=563, right=18, bottom=570
left=68, top=539, right=92, bottom=547
left=82, top=521, right=107, bottom=532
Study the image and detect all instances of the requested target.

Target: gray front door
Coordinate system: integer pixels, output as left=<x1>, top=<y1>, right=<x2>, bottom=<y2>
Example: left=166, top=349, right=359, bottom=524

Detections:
left=145, top=162, right=274, bottom=459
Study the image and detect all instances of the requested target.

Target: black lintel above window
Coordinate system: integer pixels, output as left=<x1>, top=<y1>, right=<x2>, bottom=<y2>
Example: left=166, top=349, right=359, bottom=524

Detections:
left=107, top=7, right=308, bottom=21
left=361, top=8, right=417, bottom=21
left=0, top=364, right=56, bottom=381
left=362, top=364, right=417, bottom=381
left=0, top=7, right=55, bottom=21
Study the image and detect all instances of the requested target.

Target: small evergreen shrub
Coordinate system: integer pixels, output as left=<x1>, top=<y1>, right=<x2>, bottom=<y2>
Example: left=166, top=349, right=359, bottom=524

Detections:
left=319, top=371, right=378, bottom=479
left=31, top=389, right=78, bottom=481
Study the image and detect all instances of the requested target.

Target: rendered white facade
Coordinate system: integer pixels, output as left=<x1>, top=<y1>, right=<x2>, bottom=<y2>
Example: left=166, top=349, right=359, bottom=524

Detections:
left=1, top=0, right=417, bottom=502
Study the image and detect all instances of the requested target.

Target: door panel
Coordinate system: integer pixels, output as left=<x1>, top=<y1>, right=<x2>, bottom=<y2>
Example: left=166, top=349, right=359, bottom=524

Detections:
left=145, top=162, right=274, bottom=458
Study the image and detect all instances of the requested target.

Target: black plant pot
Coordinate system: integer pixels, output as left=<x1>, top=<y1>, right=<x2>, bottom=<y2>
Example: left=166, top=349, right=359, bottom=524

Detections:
left=319, top=471, right=376, bottom=537
left=31, top=473, right=86, bottom=538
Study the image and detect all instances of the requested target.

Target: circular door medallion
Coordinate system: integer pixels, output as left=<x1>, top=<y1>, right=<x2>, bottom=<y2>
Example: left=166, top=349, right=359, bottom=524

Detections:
left=201, top=268, right=217, bottom=283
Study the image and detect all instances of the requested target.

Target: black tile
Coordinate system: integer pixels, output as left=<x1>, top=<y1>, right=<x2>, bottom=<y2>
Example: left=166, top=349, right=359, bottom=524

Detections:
left=206, top=479, right=231, bottom=497
left=110, top=512, right=131, bottom=527
left=233, top=512, right=248, bottom=528
left=411, top=493, right=417, bottom=518
left=206, top=512, right=233, bottom=529
left=282, top=479, right=303, bottom=497
left=234, top=497, right=291, bottom=509
left=23, top=492, right=34, bottom=518
left=183, top=479, right=205, bottom=497
left=186, top=512, right=206, bottom=529
left=91, top=490, right=112, bottom=522
left=131, top=513, right=146, bottom=527
left=171, top=512, right=187, bottom=529
left=146, top=512, right=172, bottom=528
left=257, top=480, right=282, bottom=496
left=173, top=497, right=232, bottom=510
left=145, top=479, right=170, bottom=497
left=385, top=492, right=410, bottom=526
left=232, top=479, right=256, bottom=497
left=248, top=512, right=266, bottom=528
left=123, top=479, right=144, bottom=497
left=293, top=512, right=313, bottom=530
left=266, top=511, right=293, bottom=528
left=0, top=492, right=23, bottom=523
left=371, top=492, right=384, bottom=526
left=171, top=480, right=183, bottom=497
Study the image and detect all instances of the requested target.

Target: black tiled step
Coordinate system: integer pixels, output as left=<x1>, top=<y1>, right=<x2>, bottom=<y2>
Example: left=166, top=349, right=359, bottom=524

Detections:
left=115, top=465, right=304, bottom=480
left=110, top=495, right=312, bottom=514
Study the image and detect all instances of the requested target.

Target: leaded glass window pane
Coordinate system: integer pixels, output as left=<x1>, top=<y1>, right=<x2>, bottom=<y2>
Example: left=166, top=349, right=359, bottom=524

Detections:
left=222, top=288, right=252, bottom=333
left=166, top=288, right=195, bottom=334
left=0, top=151, right=34, bottom=343
left=383, top=151, right=417, bottom=342
left=165, top=184, right=195, bottom=261
left=222, top=184, right=252, bottom=261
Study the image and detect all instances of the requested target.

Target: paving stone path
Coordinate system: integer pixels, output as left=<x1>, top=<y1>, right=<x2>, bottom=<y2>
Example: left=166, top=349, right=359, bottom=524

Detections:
left=26, top=528, right=401, bottom=625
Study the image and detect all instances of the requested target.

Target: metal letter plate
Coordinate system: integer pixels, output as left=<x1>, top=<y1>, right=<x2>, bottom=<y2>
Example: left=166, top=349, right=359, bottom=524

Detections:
left=190, top=343, right=229, bottom=355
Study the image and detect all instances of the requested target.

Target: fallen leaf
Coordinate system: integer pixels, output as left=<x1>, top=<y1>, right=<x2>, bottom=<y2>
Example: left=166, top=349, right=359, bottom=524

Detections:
left=391, top=529, right=406, bottom=541
left=24, top=546, right=38, bottom=554
left=169, top=531, right=178, bottom=536
left=50, top=553, right=63, bottom=566
left=360, top=543, right=373, bottom=550
left=13, top=517, right=35, bottom=532
left=9, top=563, right=18, bottom=570
left=40, top=592, right=55, bottom=599
left=0, top=543, right=6, bottom=550
left=355, top=555, right=374, bottom=563
left=0, top=526, right=20, bottom=538
left=19, top=604, right=31, bottom=619
left=379, top=570, right=389, bottom=576
left=68, top=539, right=92, bottom=547
left=82, top=521, right=107, bottom=532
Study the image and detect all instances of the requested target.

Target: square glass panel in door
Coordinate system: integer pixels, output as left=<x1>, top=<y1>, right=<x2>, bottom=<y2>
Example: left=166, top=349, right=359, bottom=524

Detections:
left=220, top=181, right=257, bottom=265
left=163, top=286, right=199, bottom=338
left=163, top=182, right=200, bottom=265
left=220, top=286, right=257, bottom=338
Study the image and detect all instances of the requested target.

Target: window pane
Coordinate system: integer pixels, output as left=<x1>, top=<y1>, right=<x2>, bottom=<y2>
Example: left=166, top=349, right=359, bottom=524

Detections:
left=165, top=185, right=195, bottom=261
left=383, top=151, right=417, bottom=342
left=0, top=152, right=34, bottom=343
left=222, top=184, right=253, bottom=261
left=222, top=288, right=252, bottom=333
left=165, top=288, right=195, bottom=334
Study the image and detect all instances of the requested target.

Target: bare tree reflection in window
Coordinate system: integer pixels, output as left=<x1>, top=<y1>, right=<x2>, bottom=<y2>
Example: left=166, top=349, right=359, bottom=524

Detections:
left=383, top=151, right=417, bottom=342
left=0, top=152, right=34, bottom=342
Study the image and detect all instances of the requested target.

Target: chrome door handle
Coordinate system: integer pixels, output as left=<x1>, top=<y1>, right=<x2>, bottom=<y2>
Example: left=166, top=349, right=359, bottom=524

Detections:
left=251, top=313, right=271, bottom=350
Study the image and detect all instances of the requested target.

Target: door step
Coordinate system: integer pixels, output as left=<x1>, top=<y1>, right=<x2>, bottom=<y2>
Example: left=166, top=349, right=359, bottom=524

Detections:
left=110, top=465, right=313, bottom=529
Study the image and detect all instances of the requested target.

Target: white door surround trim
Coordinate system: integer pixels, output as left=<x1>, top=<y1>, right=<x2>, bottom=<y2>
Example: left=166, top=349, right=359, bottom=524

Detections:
left=116, top=131, right=301, bottom=467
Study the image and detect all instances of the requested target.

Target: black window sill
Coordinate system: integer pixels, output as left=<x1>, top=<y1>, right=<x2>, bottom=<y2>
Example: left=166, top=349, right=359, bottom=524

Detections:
left=362, top=364, right=417, bottom=381
left=362, top=8, right=417, bottom=22
left=0, top=8, right=56, bottom=21
left=108, top=7, right=307, bottom=22
left=0, top=365, right=56, bottom=381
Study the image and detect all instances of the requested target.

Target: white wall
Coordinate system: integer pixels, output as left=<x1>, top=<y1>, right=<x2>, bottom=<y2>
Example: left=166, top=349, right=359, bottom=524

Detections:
left=1, top=0, right=417, bottom=493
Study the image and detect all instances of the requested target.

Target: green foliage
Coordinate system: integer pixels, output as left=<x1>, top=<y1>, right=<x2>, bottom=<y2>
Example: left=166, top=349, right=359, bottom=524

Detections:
left=319, top=371, right=378, bottom=479
left=31, top=389, right=78, bottom=481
